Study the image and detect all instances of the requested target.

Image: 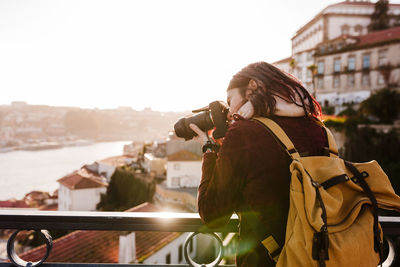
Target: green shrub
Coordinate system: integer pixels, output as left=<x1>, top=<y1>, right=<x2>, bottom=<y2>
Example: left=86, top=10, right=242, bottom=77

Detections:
left=97, top=166, right=155, bottom=211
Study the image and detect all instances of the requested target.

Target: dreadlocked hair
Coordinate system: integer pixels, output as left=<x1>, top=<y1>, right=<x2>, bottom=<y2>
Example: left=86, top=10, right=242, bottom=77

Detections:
left=227, top=61, right=322, bottom=120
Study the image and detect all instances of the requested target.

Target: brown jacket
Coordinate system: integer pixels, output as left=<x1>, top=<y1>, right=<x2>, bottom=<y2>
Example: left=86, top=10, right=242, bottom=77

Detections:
left=198, top=115, right=328, bottom=266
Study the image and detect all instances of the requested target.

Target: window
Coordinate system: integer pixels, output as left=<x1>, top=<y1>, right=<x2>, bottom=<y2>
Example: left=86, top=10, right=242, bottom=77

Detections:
left=334, top=58, right=341, bottom=73
left=362, top=54, right=370, bottom=69
left=306, top=69, right=312, bottom=79
left=333, top=76, right=340, bottom=88
left=347, top=74, right=355, bottom=87
left=347, top=56, right=355, bottom=71
left=297, top=68, right=303, bottom=80
left=297, top=54, right=303, bottom=63
left=378, top=50, right=388, bottom=66
left=317, top=61, right=324, bottom=74
left=166, top=253, right=171, bottom=264
left=378, top=73, right=385, bottom=85
left=362, top=73, right=370, bottom=86
left=171, top=177, right=180, bottom=187
left=306, top=52, right=313, bottom=61
left=317, top=77, right=324, bottom=89
left=173, top=163, right=180, bottom=170
left=341, top=24, right=350, bottom=35
left=354, top=25, right=363, bottom=35
left=178, top=244, right=183, bottom=262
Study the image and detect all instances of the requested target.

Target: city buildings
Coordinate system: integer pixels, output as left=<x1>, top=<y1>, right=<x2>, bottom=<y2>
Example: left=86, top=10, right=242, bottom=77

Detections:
left=273, top=0, right=400, bottom=109
left=166, top=150, right=202, bottom=189
left=57, top=168, right=107, bottom=211
left=314, top=26, right=400, bottom=109
left=153, top=132, right=202, bottom=212
left=20, top=203, right=197, bottom=265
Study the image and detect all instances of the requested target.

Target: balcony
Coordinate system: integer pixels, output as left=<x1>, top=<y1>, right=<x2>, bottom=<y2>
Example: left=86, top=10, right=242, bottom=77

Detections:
left=0, top=210, right=399, bottom=267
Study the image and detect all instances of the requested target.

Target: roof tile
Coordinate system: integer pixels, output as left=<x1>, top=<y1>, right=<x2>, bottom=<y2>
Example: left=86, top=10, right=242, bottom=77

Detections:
left=20, top=203, right=182, bottom=263
left=168, top=150, right=201, bottom=161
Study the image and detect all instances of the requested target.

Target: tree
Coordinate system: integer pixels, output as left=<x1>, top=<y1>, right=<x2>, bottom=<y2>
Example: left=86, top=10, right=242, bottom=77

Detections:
left=96, top=166, right=155, bottom=211
left=289, top=58, right=297, bottom=75
left=359, top=88, right=400, bottom=124
left=368, top=0, right=390, bottom=32
left=307, top=64, right=318, bottom=98
left=340, top=88, right=400, bottom=194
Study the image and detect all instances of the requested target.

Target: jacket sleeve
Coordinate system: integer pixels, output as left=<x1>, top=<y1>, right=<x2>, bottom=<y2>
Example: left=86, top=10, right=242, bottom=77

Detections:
left=197, top=122, right=248, bottom=228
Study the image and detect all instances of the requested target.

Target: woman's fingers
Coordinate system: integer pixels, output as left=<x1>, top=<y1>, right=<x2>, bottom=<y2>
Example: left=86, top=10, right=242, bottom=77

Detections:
left=237, top=101, right=254, bottom=119
left=189, top=123, right=208, bottom=143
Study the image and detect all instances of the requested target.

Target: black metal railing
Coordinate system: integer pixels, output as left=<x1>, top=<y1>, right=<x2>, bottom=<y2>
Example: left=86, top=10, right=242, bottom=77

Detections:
left=0, top=210, right=399, bottom=267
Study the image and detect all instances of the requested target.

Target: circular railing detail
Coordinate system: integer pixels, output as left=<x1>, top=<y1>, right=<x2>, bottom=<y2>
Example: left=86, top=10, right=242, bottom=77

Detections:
left=382, top=236, right=396, bottom=267
left=184, top=232, right=224, bottom=267
left=7, top=230, right=53, bottom=267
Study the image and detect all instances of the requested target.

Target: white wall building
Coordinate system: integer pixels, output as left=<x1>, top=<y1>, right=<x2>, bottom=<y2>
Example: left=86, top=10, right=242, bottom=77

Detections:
left=57, top=169, right=107, bottom=211
left=121, top=203, right=198, bottom=265
left=313, top=26, right=400, bottom=108
left=143, top=153, right=167, bottom=176
left=274, top=0, right=400, bottom=95
left=166, top=150, right=202, bottom=188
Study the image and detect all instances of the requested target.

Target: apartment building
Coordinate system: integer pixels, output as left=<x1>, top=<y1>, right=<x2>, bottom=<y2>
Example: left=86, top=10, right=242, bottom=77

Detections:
left=314, top=26, right=400, bottom=107
left=274, top=0, right=400, bottom=100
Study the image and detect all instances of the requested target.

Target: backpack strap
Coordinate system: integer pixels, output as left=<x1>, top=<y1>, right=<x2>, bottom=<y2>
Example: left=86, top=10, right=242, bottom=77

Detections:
left=322, top=126, right=339, bottom=158
left=254, top=117, right=340, bottom=158
left=253, top=117, right=301, bottom=159
left=239, top=208, right=282, bottom=263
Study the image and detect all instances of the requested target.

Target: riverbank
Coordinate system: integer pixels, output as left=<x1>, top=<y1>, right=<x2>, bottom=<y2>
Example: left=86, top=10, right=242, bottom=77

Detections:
left=0, top=139, right=95, bottom=153
left=0, top=141, right=129, bottom=200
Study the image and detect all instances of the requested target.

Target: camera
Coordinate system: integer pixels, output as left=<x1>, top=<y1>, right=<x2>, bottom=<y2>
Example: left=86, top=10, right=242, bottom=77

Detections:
left=174, top=101, right=229, bottom=141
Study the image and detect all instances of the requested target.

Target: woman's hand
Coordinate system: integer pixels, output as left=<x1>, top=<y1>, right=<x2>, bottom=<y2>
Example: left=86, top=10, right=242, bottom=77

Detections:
left=236, top=101, right=254, bottom=119
left=189, top=124, right=209, bottom=145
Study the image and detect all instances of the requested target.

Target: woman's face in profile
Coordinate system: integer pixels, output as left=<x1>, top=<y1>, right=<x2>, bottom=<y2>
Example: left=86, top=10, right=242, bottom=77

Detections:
left=227, top=88, right=246, bottom=118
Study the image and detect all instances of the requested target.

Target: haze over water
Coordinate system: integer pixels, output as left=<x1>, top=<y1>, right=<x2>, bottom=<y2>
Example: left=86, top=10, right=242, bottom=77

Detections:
left=0, top=141, right=129, bottom=200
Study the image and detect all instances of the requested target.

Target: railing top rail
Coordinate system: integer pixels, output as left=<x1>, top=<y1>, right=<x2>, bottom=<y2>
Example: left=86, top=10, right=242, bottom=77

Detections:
left=0, top=209, right=239, bottom=233
left=0, top=209, right=399, bottom=233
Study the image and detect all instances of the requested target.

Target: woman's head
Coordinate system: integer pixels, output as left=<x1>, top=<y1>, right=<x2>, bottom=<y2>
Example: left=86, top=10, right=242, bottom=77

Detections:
left=227, top=61, right=321, bottom=119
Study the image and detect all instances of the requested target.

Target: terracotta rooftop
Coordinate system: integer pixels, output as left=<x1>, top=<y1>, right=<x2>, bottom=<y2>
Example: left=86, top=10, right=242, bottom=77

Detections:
left=316, top=26, right=400, bottom=56
left=39, top=203, right=58, bottom=211
left=20, top=203, right=182, bottom=263
left=356, top=26, right=400, bottom=47
left=0, top=199, right=29, bottom=208
left=167, top=150, right=202, bottom=162
left=57, top=169, right=107, bottom=190
left=98, top=155, right=129, bottom=166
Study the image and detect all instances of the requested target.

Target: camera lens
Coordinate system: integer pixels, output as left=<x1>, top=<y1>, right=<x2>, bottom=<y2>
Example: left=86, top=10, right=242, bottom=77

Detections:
left=174, top=111, right=213, bottom=140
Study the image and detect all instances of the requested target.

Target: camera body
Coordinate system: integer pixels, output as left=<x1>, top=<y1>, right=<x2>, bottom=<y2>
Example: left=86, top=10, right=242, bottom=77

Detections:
left=174, top=101, right=229, bottom=141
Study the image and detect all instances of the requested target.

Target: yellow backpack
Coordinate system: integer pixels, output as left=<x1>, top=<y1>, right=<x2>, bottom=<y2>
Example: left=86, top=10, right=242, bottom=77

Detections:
left=253, top=117, right=400, bottom=267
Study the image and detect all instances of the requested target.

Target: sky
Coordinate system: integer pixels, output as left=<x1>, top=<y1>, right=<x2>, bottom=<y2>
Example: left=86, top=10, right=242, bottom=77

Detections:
left=1, top=0, right=399, bottom=112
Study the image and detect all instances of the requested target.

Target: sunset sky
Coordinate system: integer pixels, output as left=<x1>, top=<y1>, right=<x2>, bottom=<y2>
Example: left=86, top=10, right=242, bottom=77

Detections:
left=1, top=0, right=399, bottom=112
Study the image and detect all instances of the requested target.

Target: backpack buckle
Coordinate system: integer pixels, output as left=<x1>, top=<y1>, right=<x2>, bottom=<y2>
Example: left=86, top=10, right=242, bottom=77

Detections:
left=311, top=181, right=321, bottom=188
left=351, top=171, right=369, bottom=183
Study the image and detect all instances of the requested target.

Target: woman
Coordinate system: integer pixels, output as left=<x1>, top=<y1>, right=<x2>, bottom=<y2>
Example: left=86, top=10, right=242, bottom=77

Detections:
left=190, top=62, right=327, bottom=266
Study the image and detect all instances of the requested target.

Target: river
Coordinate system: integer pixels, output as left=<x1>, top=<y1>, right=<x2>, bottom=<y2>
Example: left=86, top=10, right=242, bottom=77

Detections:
left=0, top=141, right=130, bottom=200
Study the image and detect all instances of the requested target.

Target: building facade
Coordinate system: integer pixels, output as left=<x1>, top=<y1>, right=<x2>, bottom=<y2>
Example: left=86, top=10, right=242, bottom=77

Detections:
left=273, top=0, right=400, bottom=101
left=314, top=26, right=400, bottom=109
left=57, top=169, right=107, bottom=211
left=166, top=150, right=202, bottom=189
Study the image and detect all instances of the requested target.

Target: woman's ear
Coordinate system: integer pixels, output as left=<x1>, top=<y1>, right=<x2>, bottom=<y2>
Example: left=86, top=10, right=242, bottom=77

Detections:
left=245, top=79, right=258, bottom=99
left=249, top=79, right=258, bottom=90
